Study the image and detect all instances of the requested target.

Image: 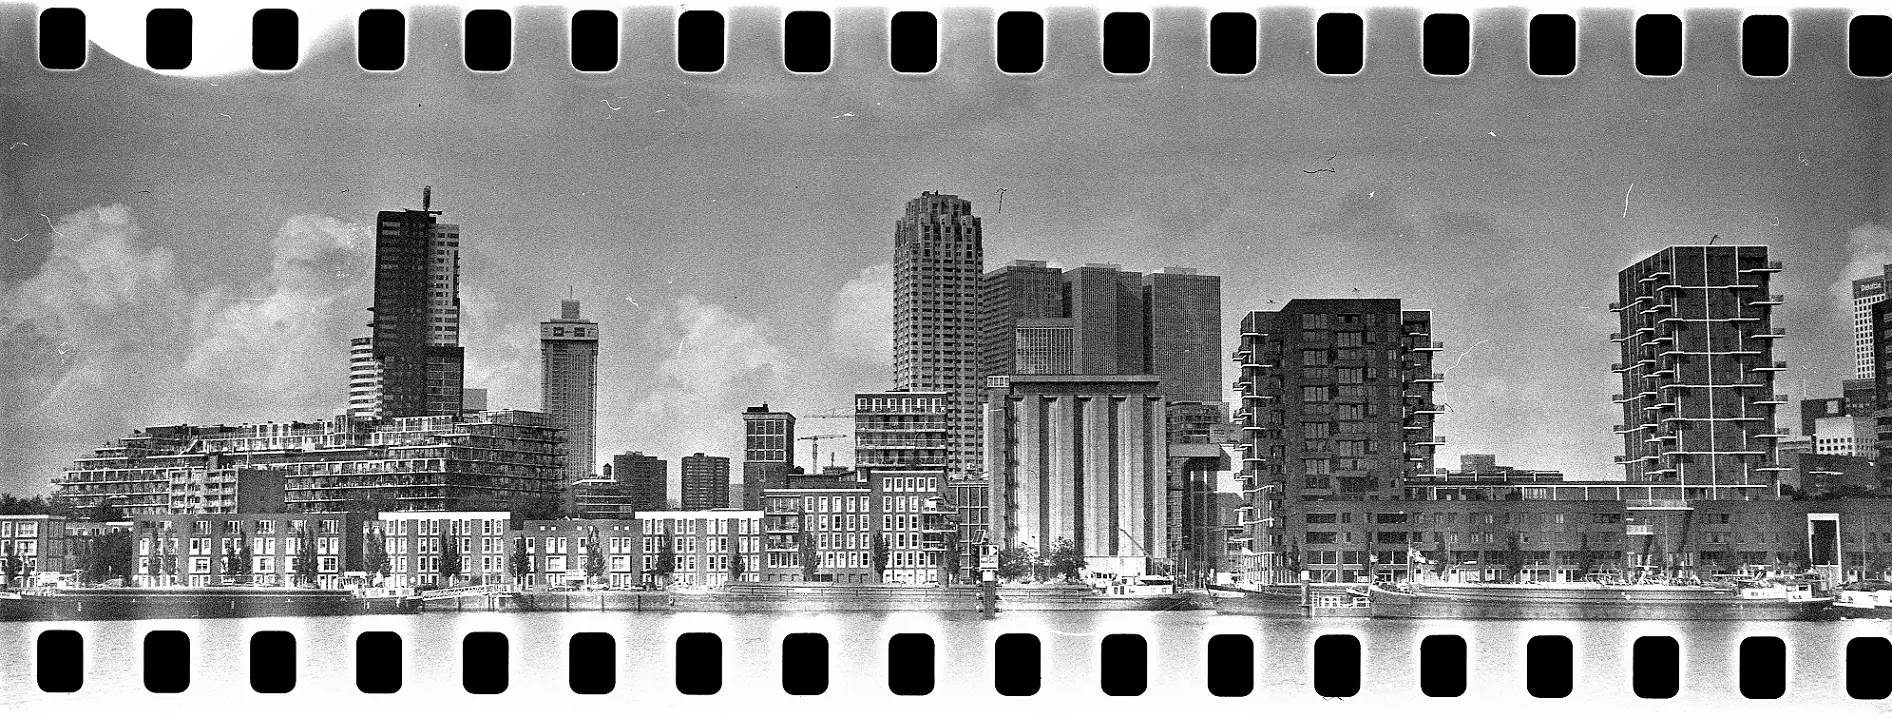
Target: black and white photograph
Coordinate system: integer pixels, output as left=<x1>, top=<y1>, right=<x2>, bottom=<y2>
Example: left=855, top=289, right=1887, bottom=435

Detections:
left=1, top=4, right=1890, bottom=715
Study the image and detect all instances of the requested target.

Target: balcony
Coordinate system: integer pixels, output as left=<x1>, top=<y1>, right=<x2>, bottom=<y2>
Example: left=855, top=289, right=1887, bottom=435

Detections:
left=1412, top=341, right=1445, bottom=352
left=1610, top=363, right=1628, bottom=373
left=1611, top=393, right=1629, bottom=404
left=1412, top=435, right=1446, bottom=446
left=1754, top=463, right=1791, bottom=472
left=1641, top=302, right=1674, bottom=314
left=1243, top=360, right=1275, bottom=370
left=1610, top=333, right=1626, bottom=343
left=1612, top=424, right=1636, bottom=434
left=1408, top=404, right=1445, bottom=415
left=1754, top=394, right=1788, bottom=405
left=1751, top=295, right=1784, bottom=306
left=1750, top=361, right=1789, bottom=373
left=1754, top=427, right=1792, bottom=439
left=1742, top=261, right=1784, bottom=273
left=1408, top=373, right=1445, bottom=383
left=1609, top=301, right=1627, bottom=312
left=1752, top=326, right=1786, bottom=339
left=1241, top=330, right=1268, bottom=339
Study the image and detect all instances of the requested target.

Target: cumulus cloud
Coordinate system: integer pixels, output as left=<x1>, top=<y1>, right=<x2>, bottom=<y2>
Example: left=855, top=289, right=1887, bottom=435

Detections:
left=611, top=297, right=792, bottom=493
left=829, top=263, right=893, bottom=367
left=0, top=205, right=372, bottom=493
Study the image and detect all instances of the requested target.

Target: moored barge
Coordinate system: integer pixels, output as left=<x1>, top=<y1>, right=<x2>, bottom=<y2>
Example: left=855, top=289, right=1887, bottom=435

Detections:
left=1368, top=580, right=1832, bottom=621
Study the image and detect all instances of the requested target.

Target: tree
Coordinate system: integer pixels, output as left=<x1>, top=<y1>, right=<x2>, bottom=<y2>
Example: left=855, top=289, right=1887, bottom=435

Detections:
left=92, top=496, right=125, bottom=522
left=2, top=541, right=22, bottom=589
left=1285, top=541, right=1304, bottom=576
left=439, top=526, right=462, bottom=585
left=145, top=531, right=162, bottom=584
left=1047, top=537, right=1087, bottom=582
left=797, top=526, right=817, bottom=581
left=584, top=526, right=606, bottom=582
left=871, top=532, right=891, bottom=581
left=1504, top=532, right=1525, bottom=582
left=655, top=530, right=678, bottom=584
left=362, top=526, right=390, bottom=583
left=237, top=531, right=254, bottom=581
left=996, top=543, right=1031, bottom=581
left=940, top=534, right=960, bottom=586
left=223, top=541, right=242, bottom=582
left=1576, top=533, right=1597, bottom=580
left=509, top=536, right=529, bottom=586
left=729, top=551, right=745, bottom=583
left=295, top=523, right=319, bottom=588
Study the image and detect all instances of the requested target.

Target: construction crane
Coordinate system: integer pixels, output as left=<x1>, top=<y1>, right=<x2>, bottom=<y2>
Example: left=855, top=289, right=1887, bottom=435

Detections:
left=797, top=433, right=847, bottom=470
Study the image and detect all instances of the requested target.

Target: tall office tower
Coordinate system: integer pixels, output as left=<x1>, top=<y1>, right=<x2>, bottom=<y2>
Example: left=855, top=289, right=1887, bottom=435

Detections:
left=369, top=187, right=464, bottom=418
left=1065, top=264, right=1147, bottom=374
left=984, top=375, right=1168, bottom=576
left=347, top=337, right=382, bottom=420
left=1873, top=302, right=1892, bottom=476
left=1612, top=245, right=1785, bottom=492
left=894, top=192, right=986, bottom=481
left=679, top=453, right=731, bottom=510
left=853, top=389, right=950, bottom=470
left=541, top=300, right=600, bottom=481
left=1234, top=300, right=1441, bottom=584
left=740, top=404, right=796, bottom=510
left=611, top=451, right=668, bottom=512
left=1142, top=268, right=1223, bottom=404
left=980, top=260, right=1066, bottom=377
left=1855, top=271, right=1886, bottom=380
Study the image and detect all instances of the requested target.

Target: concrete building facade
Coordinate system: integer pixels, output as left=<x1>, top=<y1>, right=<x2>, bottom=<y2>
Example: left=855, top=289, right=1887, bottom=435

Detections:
left=740, top=404, right=796, bottom=510
left=679, top=453, right=732, bottom=510
left=541, top=299, right=599, bottom=482
left=611, top=451, right=668, bottom=512
left=369, top=194, right=464, bottom=419
left=984, top=375, right=1169, bottom=576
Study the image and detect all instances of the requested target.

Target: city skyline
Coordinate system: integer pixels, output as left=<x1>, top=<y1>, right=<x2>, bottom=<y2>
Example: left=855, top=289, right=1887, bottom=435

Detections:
left=5, top=9, right=1888, bottom=496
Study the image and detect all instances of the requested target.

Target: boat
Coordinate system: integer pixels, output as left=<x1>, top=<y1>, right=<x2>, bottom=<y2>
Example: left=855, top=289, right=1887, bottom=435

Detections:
left=1209, top=582, right=1371, bottom=617
left=1367, top=579, right=1833, bottom=621
left=0, top=586, right=418, bottom=621
left=1832, top=580, right=1892, bottom=620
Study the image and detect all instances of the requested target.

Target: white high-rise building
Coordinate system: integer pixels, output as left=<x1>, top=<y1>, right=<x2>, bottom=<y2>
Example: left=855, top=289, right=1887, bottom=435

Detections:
left=347, top=336, right=381, bottom=420
left=1853, top=272, right=1884, bottom=380
left=429, top=222, right=462, bottom=347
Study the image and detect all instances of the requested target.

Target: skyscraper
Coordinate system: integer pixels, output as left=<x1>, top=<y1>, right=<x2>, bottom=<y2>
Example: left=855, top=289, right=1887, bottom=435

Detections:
left=679, top=453, right=731, bottom=510
left=980, top=259, right=1066, bottom=378
left=369, top=188, right=463, bottom=419
left=541, top=299, right=599, bottom=482
left=1234, top=299, right=1441, bottom=584
left=1142, top=268, right=1224, bottom=404
left=1612, top=245, right=1785, bottom=493
left=894, top=192, right=985, bottom=481
left=612, top=451, right=668, bottom=512
left=740, top=404, right=796, bottom=510
left=1066, top=263, right=1147, bottom=375
left=1854, top=271, right=1885, bottom=380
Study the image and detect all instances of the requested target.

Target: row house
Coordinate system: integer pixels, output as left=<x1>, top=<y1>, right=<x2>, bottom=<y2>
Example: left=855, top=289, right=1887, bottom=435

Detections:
left=519, top=511, right=765, bottom=588
left=0, top=515, right=72, bottom=582
left=132, top=512, right=366, bottom=588
left=371, top=511, right=510, bottom=588
left=760, top=468, right=957, bottom=584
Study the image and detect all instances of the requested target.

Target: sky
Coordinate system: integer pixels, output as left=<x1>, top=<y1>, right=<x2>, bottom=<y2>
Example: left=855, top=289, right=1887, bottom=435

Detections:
left=2, top=7, right=1888, bottom=500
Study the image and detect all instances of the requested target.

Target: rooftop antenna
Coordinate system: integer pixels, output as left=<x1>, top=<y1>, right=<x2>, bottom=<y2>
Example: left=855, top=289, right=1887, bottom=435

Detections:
left=420, top=186, right=443, bottom=216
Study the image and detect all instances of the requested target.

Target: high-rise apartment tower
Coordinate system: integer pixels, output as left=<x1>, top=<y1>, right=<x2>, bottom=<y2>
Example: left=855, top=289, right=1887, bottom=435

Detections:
left=541, top=299, right=600, bottom=482
left=894, top=192, right=986, bottom=481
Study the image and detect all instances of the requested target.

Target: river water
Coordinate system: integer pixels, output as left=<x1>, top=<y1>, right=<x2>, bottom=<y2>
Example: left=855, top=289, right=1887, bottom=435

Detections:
left=3, top=611, right=1887, bottom=717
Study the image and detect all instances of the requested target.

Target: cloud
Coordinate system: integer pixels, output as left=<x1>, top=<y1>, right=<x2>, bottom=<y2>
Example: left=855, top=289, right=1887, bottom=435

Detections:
left=829, top=263, right=893, bottom=367
left=614, top=297, right=792, bottom=493
left=0, top=205, right=372, bottom=494
left=1829, top=223, right=1892, bottom=316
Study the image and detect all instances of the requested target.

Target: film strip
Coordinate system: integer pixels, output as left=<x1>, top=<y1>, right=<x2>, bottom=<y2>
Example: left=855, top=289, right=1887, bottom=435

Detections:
left=5, top=4, right=1892, bottom=717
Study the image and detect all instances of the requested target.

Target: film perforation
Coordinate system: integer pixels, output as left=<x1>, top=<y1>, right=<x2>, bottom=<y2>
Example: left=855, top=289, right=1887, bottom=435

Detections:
left=993, top=632, right=1040, bottom=696
left=569, top=9, right=617, bottom=72
left=1207, top=12, right=1257, bottom=75
left=675, top=631, right=722, bottom=695
left=1738, top=636, right=1787, bottom=699
left=994, top=11, right=1043, bottom=74
left=1311, top=633, right=1361, bottom=697
left=35, top=629, right=84, bottom=693
left=248, top=630, right=296, bottom=693
left=1635, top=13, right=1685, bottom=76
left=356, top=8, right=405, bottom=72
left=142, top=629, right=190, bottom=693
left=1204, top=634, right=1253, bottom=696
left=889, top=11, right=937, bottom=73
left=462, top=630, right=509, bottom=693
left=1101, top=12, right=1150, bottom=75
left=1844, top=637, right=1889, bottom=699
left=144, top=8, right=191, bottom=71
left=1098, top=632, right=1148, bottom=695
left=676, top=10, right=723, bottom=73
left=887, top=632, right=935, bottom=695
left=36, top=7, right=85, bottom=69
left=251, top=9, right=298, bottom=71
left=1525, top=635, right=1574, bottom=698
left=1422, top=14, right=1471, bottom=76
left=355, top=631, right=402, bottom=693
left=781, top=631, right=830, bottom=695
left=1314, top=13, right=1364, bottom=75
left=1419, top=633, right=1468, bottom=697
left=1742, top=15, right=1790, bottom=77
left=462, top=9, right=511, bottom=73
left=568, top=631, right=616, bottom=694
left=1851, top=15, right=1891, bottom=76
left=1528, top=14, right=1578, bottom=76
left=1631, top=635, right=1681, bottom=699
left=783, top=11, right=831, bottom=74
